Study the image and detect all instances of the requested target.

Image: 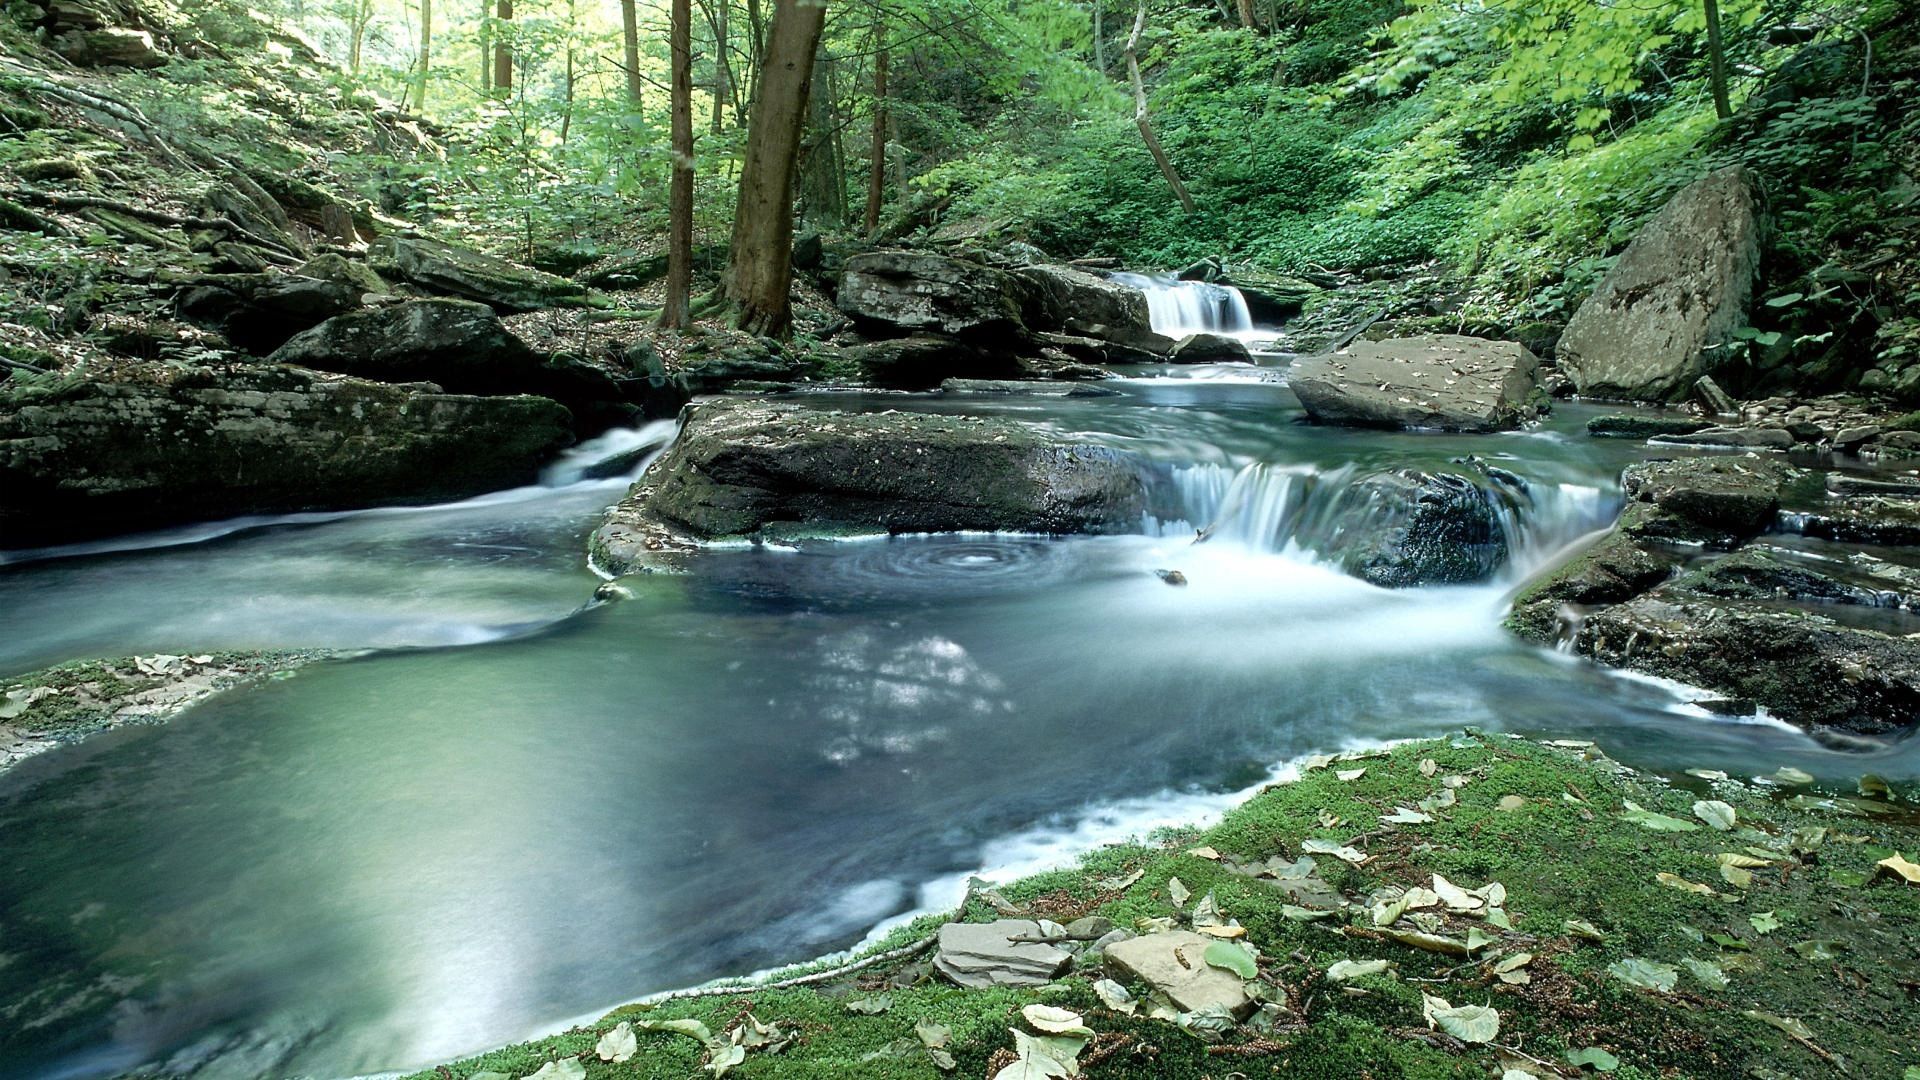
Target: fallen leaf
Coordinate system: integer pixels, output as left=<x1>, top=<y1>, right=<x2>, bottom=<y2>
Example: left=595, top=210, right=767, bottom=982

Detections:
left=521, top=1061, right=587, bottom=1080
left=596, top=1021, right=638, bottom=1063
left=1432, top=874, right=1485, bottom=912
left=1770, top=766, right=1815, bottom=785
left=1682, top=957, right=1729, bottom=990
left=1381, top=806, right=1433, bottom=824
left=1622, top=801, right=1700, bottom=832
left=1685, top=768, right=1729, bottom=782
left=1749, top=911, right=1781, bottom=935
left=929, top=1047, right=958, bottom=1071
left=1327, top=958, right=1391, bottom=982
left=1656, top=872, right=1713, bottom=895
left=1092, top=978, right=1136, bottom=1015
left=1096, top=868, right=1146, bottom=892
left=705, top=1043, right=746, bottom=1077
left=1497, top=795, right=1527, bottom=812
left=1204, top=940, right=1259, bottom=979
left=1608, top=957, right=1678, bottom=993
left=1788, top=938, right=1843, bottom=960
left=846, top=994, right=894, bottom=1015
left=1385, top=928, right=1470, bottom=954
left=1168, top=876, right=1191, bottom=909
left=1419, top=758, right=1438, bottom=777
left=1693, top=800, right=1737, bottom=831
left=1566, top=1045, right=1621, bottom=1071
left=1744, top=1009, right=1814, bottom=1041
left=1187, top=845, right=1221, bottom=860
left=1719, top=863, right=1753, bottom=888
left=1564, top=919, right=1606, bottom=941
left=1021, top=1004, right=1092, bottom=1036
left=916, top=1018, right=952, bottom=1049
left=1876, top=852, right=1920, bottom=884
left=638, top=1018, right=716, bottom=1044
left=1301, top=838, right=1368, bottom=864
left=1337, top=768, right=1367, bottom=782
left=1420, top=994, right=1499, bottom=1043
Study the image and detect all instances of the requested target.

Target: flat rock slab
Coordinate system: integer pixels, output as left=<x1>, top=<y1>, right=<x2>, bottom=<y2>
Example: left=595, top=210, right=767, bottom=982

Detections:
left=1288, top=335, right=1541, bottom=432
left=1103, top=931, right=1253, bottom=1018
left=933, top=920, right=1072, bottom=988
left=1620, top=457, right=1791, bottom=546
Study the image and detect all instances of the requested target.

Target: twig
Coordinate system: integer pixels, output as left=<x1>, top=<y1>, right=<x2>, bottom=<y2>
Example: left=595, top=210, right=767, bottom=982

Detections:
left=1, top=355, right=50, bottom=374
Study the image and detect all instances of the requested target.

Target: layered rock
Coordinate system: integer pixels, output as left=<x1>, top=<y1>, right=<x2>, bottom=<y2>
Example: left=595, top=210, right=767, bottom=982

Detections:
left=1618, top=456, right=1791, bottom=547
left=0, top=364, right=572, bottom=547
left=1014, top=263, right=1154, bottom=345
left=367, top=236, right=588, bottom=312
left=1288, top=335, right=1541, bottom=432
left=836, top=250, right=1026, bottom=338
left=175, top=272, right=363, bottom=353
left=933, top=920, right=1073, bottom=988
left=590, top=399, right=1147, bottom=574
left=1558, top=166, right=1765, bottom=401
left=1104, top=932, right=1254, bottom=1019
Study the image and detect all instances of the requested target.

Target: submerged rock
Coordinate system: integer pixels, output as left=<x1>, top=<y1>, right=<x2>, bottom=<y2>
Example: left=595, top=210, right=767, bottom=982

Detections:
left=1587, top=414, right=1713, bottom=440
left=591, top=399, right=1147, bottom=574
left=1558, top=166, right=1764, bottom=401
left=1103, top=932, right=1254, bottom=1019
left=367, top=236, right=588, bottom=312
left=1288, top=335, right=1542, bottom=432
left=0, top=363, right=572, bottom=546
left=933, top=920, right=1073, bottom=988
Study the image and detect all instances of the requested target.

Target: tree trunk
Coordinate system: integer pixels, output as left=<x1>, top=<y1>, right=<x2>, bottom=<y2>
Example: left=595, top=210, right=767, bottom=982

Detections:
left=1703, top=0, right=1731, bottom=119
left=348, top=0, right=371, bottom=73
left=560, top=0, right=577, bottom=142
left=1234, top=0, right=1256, bottom=30
left=708, top=0, right=733, bottom=132
left=492, top=0, right=513, bottom=95
left=1092, top=0, right=1105, bottom=73
left=723, top=0, right=828, bottom=338
left=661, top=0, right=695, bottom=329
left=621, top=0, right=644, bottom=104
left=1124, top=0, right=1196, bottom=213
left=413, top=0, right=432, bottom=112
left=862, top=28, right=887, bottom=235
left=480, top=0, right=492, bottom=94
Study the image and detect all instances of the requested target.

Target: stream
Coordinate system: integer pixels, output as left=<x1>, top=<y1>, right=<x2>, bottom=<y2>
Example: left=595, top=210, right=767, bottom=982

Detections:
left=3, top=305, right=1917, bottom=1079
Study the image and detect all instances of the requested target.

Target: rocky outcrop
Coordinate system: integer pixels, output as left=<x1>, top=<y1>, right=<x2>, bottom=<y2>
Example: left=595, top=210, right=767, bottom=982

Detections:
left=175, top=272, right=363, bottom=353
left=1288, top=335, right=1541, bottom=432
left=367, top=236, right=588, bottom=312
left=590, top=399, right=1147, bottom=574
left=839, top=335, right=1019, bottom=390
left=1618, top=456, right=1791, bottom=547
left=1558, top=167, right=1765, bottom=401
left=0, top=364, right=572, bottom=547
left=836, top=250, right=1027, bottom=338
left=1014, top=264, right=1154, bottom=344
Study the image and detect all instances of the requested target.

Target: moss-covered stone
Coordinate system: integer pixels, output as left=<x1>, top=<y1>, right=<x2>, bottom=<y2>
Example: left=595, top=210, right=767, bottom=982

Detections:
left=1505, top=530, right=1678, bottom=643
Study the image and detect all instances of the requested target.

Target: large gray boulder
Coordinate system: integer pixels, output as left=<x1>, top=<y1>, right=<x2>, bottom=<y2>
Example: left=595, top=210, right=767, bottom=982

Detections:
left=175, top=272, right=363, bottom=353
left=933, top=920, right=1073, bottom=988
left=1169, top=332, right=1252, bottom=365
left=368, top=236, right=588, bottom=312
left=1558, top=166, right=1765, bottom=401
left=590, top=399, right=1147, bottom=573
left=836, top=250, right=1026, bottom=338
left=839, top=334, right=1017, bottom=390
left=1288, top=335, right=1541, bottom=432
left=0, top=363, right=572, bottom=547
left=1015, top=264, right=1154, bottom=343
left=1104, top=932, right=1254, bottom=1018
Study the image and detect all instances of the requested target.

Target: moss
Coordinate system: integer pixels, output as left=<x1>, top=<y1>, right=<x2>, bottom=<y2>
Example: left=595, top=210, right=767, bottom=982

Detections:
left=1, top=651, right=328, bottom=748
left=410, top=737, right=1920, bottom=1080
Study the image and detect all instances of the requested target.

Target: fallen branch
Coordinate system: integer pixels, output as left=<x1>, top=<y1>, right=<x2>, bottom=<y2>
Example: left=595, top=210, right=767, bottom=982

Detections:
left=1, top=355, right=51, bottom=374
left=1325, top=304, right=1391, bottom=354
left=638, top=933, right=938, bottom=1004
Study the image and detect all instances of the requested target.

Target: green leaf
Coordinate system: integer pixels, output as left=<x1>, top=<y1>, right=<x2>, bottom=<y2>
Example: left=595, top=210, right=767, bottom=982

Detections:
left=1764, top=292, right=1805, bottom=307
left=1749, top=911, right=1781, bottom=935
left=1682, top=957, right=1729, bottom=990
left=638, top=1018, right=716, bottom=1044
left=1204, top=940, right=1259, bottom=979
left=1607, top=957, right=1678, bottom=992
left=705, top=1043, right=746, bottom=1077
left=916, top=1018, right=953, bottom=1049
left=1620, top=800, right=1700, bottom=832
left=846, top=994, right=894, bottom=1015
left=1567, top=1045, right=1621, bottom=1071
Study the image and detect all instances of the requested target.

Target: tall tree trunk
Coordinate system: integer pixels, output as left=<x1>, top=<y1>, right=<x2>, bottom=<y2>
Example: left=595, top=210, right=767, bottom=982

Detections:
left=862, top=27, right=887, bottom=235
left=801, top=54, right=844, bottom=226
left=1092, top=0, right=1104, bottom=73
left=1124, top=0, right=1196, bottom=213
left=492, top=0, right=513, bottom=95
left=348, top=0, right=371, bottom=72
left=560, top=0, right=577, bottom=142
left=661, top=0, right=695, bottom=329
left=480, top=0, right=492, bottom=94
left=708, top=0, right=732, bottom=132
left=1703, top=0, right=1731, bottom=119
left=1234, top=0, right=1256, bottom=30
left=621, top=0, right=644, bottom=105
left=723, top=0, right=828, bottom=338
left=413, top=0, right=432, bottom=112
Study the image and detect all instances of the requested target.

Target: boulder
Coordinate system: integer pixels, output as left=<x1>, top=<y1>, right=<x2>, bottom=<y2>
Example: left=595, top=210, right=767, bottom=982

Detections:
left=1657, top=425, right=1795, bottom=450
left=0, top=364, right=572, bottom=547
left=835, top=250, right=1026, bottom=338
left=839, top=334, right=1019, bottom=390
left=367, top=236, right=588, bottom=312
left=1168, top=332, right=1252, bottom=365
left=1506, top=532, right=1678, bottom=644
left=175, top=273, right=363, bottom=353
left=591, top=399, right=1147, bottom=573
left=1578, top=593, right=1920, bottom=735
left=1329, top=469, right=1525, bottom=588
left=1014, top=264, right=1153, bottom=342
left=1586, top=414, right=1712, bottom=440
left=1288, top=335, right=1541, bottom=432
left=52, top=26, right=167, bottom=67
left=1103, top=932, right=1254, bottom=1019
left=933, top=920, right=1073, bottom=988
left=1619, top=456, right=1790, bottom=547
left=1780, top=496, right=1920, bottom=547
left=296, top=253, right=390, bottom=297
left=1558, top=166, right=1765, bottom=401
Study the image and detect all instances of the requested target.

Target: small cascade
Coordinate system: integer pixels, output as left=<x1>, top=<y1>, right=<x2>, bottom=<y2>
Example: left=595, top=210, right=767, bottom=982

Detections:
left=1109, top=272, right=1255, bottom=338
left=1147, top=461, right=1619, bottom=585
left=539, top=419, right=680, bottom=486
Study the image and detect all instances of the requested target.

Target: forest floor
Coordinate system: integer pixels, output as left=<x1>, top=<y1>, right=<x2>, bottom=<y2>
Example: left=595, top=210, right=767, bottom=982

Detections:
left=411, top=736, right=1920, bottom=1080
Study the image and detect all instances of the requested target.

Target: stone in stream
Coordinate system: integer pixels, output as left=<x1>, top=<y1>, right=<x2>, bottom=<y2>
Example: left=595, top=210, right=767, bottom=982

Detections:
left=1656, top=425, right=1795, bottom=450
left=367, top=235, right=588, bottom=312
left=1168, top=332, right=1252, bottom=365
left=1328, top=468, right=1528, bottom=589
left=1103, top=932, right=1254, bottom=1019
left=1557, top=166, right=1764, bottom=401
left=590, top=399, right=1148, bottom=574
left=1586, top=414, right=1712, bottom=439
left=839, top=334, right=1018, bottom=390
left=836, top=250, right=1028, bottom=339
left=1287, top=334, right=1542, bottom=432
left=0, top=363, right=573, bottom=547
left=1619, top=457, right=1791, bottom=548
left=933, top=920, right=1073, bottom=988
left=1014, top=263, right=1154, bottom=346
left=1505, top=531, right=1678, bottom=645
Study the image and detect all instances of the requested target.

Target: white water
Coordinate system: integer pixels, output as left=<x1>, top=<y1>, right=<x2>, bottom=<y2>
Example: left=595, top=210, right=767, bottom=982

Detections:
left=1109, top=272, right=1257, bottom=339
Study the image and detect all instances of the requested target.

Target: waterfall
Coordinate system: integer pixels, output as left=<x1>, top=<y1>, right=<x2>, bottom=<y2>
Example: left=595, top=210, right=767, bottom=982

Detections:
left=1146, top=461, right=1619, bottom=584
left=1109, top=272, right=1255, bottom=337
left=540, top=419, right=680, bottom=486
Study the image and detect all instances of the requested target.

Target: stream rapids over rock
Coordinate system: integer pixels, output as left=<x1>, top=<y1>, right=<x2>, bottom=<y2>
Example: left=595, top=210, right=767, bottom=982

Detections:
left=1, top=375, right=1915, bottom=1080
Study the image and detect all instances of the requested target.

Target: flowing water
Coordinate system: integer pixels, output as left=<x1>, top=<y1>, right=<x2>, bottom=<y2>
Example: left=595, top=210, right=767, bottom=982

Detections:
left=1106, top=273, right=1255, bottom=339
left=1, top=380, right=1915, bottom=1080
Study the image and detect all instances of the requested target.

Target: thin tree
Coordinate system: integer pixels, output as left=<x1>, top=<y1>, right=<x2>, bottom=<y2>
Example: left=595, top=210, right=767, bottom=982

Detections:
left=1124, top=0, right=1195, bottom=213
left=722, top=0, right=828, bottom=337
left=480, top=0, right=492, bottom=93
left=621, top=0, right=644, bottom=105
left=347, top=0, right=374, bottom=72
left=412, top=0, right=432, bottom=112
left=1703, top=0, right=1731, bottom=119
left=661, top=0, right=696, bottom=329
left=1092, top=0, right=1104, bottom=72
left=862, top=21, right=887, bottom=235
left=492, top=0, right=514, bottom=95
left=705, top=0, right=733, bottom=132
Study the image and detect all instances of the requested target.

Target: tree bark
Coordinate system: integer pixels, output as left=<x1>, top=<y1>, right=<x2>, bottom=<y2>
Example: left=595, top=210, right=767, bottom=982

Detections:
left=708, top=0, right=733, bottom=132
left=1234, top=0, right=1256, bottom=30
left=723, top=0, right=828, bottom=338
left=408, top=0, right=432, bottom=111
left=1703, top=0, right=1731, bottom=119
left=621, top=0, right=644, bottom=104
left=661, top=0, right=695, bottom=329
left=1124, top=0, right=1196, bottom=213
left=1092, top=0, right=1105, bottom=73
left=480, top=0, right=492, bottom=93
left=347, top=0, right=372, bottom=72
left=492, top=0, right=513, bottom=95
left=862, top=27, right=887, bottom=235
left=560, top=0, right=577, bottom=141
